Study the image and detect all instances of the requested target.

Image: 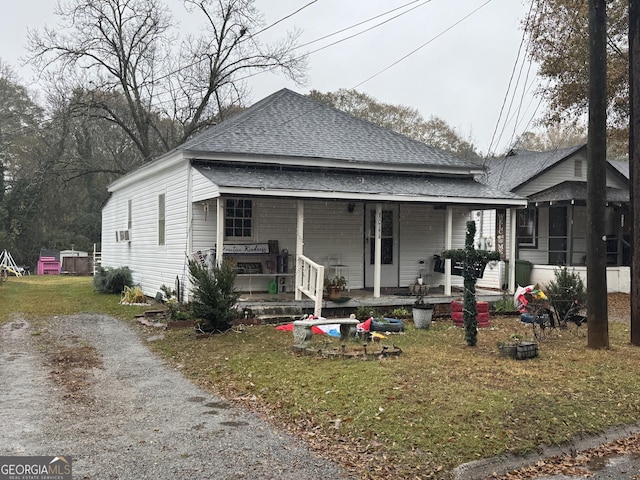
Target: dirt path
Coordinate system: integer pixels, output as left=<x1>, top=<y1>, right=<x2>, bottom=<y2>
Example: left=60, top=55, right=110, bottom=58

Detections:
left=0, top=314, right=350, bottom=480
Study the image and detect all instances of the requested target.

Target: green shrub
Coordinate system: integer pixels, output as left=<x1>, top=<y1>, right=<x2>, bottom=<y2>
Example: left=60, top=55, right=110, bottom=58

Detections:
left=120, top=285, right=147, bottom=304
left=93, top=266, right=133, bottom=294
left=160, top=284, right=191, bottom=321
left=355, top=305, right=377, bottom=321
left=494, top=294, right=517, bottom=313
left=545, top=266, right=586, bottom=322
left=391, top=307, right=411, bottom=319
left=188, top=259, right=239, bottom=333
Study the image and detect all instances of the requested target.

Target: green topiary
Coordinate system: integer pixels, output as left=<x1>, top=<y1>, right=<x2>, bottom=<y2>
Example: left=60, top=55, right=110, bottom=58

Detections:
left=188, top=259, right=239, bottom=333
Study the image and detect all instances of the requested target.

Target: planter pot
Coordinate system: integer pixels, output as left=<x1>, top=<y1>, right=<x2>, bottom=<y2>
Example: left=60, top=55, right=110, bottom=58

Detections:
left=326, top=286, right=343, bottom=300
left=412, top=305, right=433, bottom=329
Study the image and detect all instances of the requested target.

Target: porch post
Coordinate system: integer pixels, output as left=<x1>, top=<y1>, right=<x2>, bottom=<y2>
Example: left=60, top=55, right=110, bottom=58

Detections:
left=374, top=203, right=382, bottom=298
left=216, top=197, right=224, bottom=266
left=295, top=200, right=304, bottom=301
left=508, top=208, right=517, bottom=293
left=444, top=206, right=453, bottom=296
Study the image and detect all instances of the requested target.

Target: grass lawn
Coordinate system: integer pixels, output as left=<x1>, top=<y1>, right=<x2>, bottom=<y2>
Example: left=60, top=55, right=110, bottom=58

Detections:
left=2, top=276, right=639, bottom=479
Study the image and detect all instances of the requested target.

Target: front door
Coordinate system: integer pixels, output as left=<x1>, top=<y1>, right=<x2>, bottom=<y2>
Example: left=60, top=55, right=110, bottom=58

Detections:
left=365, top=205, right=399, bottom=288
left=548, top=206, right=567, bottom=265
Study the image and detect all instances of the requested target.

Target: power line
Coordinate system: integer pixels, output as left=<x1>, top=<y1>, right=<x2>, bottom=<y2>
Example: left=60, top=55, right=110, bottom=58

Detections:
left=277, top=1, right=495, bottom=128
left=352, top=0, right=492, bottom=90
left=252, top=0, right=319, bottom=37
left=297, top=0, right=427, bottom=50
left=233, top=0, right=433, bottom=84
left=485, top=0, right=538, bottom=159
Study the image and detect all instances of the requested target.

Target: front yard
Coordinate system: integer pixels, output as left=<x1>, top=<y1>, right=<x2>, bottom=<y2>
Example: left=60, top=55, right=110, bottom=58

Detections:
left=2, top=276, right=639, bottom=479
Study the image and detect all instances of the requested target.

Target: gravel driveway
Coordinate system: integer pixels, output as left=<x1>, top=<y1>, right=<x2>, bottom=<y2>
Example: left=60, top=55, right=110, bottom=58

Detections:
left=0, top=314, right=351, bottom=480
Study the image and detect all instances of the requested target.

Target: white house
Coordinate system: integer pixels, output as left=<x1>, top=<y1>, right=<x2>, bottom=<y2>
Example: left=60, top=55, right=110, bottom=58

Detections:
left=101, top=89, right=527, bottom=312
left=477, top=145, right=630, bottom=293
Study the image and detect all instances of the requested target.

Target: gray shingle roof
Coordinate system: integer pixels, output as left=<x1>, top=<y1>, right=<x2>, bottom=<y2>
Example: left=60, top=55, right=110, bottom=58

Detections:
left=609, top=159, right=629, bottom=179
left=483, top=145, right=585, bottom=191
left=179, top=89, right=480, bottom=171
left=194, top=163, right=524, bottom=202
left=528, top=181, right=629, bottom=203
left=484, top=145, right=631, bottom=196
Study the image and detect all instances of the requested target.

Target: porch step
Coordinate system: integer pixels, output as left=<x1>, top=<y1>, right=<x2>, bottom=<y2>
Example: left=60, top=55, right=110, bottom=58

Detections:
left=241, top=304, right=304, bottom=324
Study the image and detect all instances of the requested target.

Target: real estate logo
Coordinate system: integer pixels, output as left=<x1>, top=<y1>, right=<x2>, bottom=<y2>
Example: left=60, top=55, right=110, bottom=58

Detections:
left=0, top=456, right=72, bottom=480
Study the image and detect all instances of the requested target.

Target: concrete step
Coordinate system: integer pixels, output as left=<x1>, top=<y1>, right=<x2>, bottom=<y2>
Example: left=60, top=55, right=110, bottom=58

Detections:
left=240, top=304, right=304, bottom=324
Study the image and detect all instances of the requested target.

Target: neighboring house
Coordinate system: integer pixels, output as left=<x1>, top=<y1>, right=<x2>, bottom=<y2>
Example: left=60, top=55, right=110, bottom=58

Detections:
left=101, top=89, right=526, bottom=311
left=478, top=145, right=630, bottom=292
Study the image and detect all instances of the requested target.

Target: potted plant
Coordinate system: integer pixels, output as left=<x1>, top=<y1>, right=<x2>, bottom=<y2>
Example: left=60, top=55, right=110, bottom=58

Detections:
left=324, top=275, right=347, bottom=300
left=412, top=293, right=433, bottom=329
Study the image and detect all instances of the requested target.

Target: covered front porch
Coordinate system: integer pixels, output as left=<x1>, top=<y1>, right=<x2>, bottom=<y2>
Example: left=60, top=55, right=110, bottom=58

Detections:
left=192, top=197, right=522, bottom=317
left=191, top=161, right=528, bottom=317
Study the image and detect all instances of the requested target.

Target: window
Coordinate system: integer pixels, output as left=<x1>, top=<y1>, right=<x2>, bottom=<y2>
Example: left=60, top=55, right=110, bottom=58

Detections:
left=127, top=199, right=132, bottom=230
left=225, top=199, right=253, bottom=238
left=158, top=193, right=165, bottom=246
left=517, top=208, right=537, bottom=248
left=574, top=159, right=583, bottom=178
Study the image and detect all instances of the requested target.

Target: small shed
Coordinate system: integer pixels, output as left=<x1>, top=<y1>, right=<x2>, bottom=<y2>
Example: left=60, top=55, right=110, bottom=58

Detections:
left=37, top=249, right=61, bottom=275
left=60, top=250, right=92, bottom=275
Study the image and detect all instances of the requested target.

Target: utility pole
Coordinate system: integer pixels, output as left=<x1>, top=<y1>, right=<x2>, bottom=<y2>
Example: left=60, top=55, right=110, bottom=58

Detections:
left=587, top=0, right=609, bottom=349
left=630, top=0, right=640, bottom=346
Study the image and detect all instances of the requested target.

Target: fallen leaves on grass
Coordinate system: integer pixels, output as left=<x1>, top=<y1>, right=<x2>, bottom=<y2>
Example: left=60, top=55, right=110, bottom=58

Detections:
left=497, top=430, right=640, bottom=479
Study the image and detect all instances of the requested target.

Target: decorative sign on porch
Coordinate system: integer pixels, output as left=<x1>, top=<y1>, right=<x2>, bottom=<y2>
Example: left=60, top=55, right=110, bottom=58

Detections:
left=236, top=262, right=263, bottom=274
left=495, top=209, right=506, bottom=260
left=216, top=243, right=270, bottom=255
left=192, top=250, right=207, bottom=266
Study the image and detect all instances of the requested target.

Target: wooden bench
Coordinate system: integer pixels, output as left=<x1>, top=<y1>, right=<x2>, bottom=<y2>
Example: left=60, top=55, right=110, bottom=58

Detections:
left=292, top=317, right=360, bottom=351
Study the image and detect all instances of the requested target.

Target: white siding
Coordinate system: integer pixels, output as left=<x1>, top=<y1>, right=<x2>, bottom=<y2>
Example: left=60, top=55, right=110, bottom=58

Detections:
left=399, top=204, right=474, bottom=288
left=517, top=155, right=626, bottom=196
left=398, top=204, right=445, bottom=287
left=515, top=152, right=587, bottom=197
left=104, top=162, right=515, bottom=296
left=101, top=161, right=191, bottom=297
left=192, top=168, right=220, bottom=202
left=190, top=198, right=359, bottom=292
left=302, top=200, right=364, bottom=289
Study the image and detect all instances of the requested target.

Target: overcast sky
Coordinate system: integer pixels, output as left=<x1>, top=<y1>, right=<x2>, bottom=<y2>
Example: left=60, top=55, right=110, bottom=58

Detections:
left=0, top=0, right=538, bottom=156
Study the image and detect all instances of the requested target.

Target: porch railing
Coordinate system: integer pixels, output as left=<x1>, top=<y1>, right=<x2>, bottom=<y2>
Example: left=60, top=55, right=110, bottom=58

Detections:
left=296, top=254, right=325, bottom=317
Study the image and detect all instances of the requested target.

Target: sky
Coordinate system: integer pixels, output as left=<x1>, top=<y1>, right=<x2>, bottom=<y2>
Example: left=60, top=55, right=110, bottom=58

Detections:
left=0, top=0, right=539, bottom=156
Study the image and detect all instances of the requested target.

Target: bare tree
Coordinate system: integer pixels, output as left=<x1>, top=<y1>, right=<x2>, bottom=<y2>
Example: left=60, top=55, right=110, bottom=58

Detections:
left=28, top=0, right=307, bottom=161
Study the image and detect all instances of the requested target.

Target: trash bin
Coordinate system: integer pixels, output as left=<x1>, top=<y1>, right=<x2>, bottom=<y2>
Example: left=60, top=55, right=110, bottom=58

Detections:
left=504, top=259, right=533, bottom=287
